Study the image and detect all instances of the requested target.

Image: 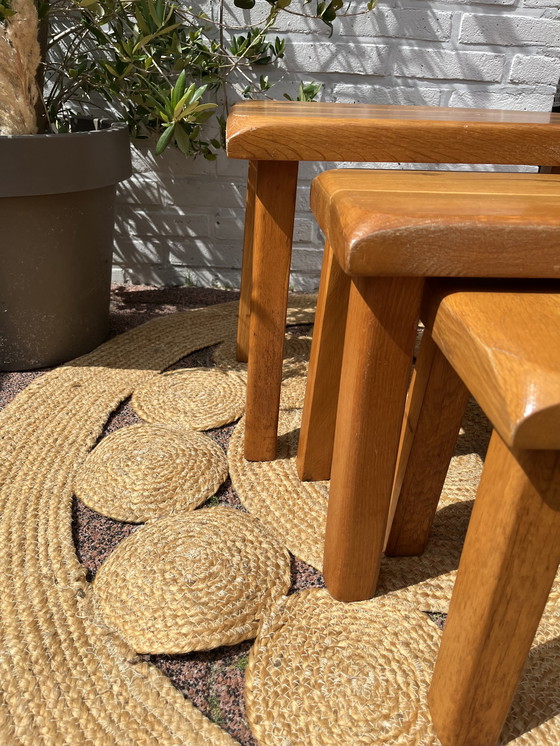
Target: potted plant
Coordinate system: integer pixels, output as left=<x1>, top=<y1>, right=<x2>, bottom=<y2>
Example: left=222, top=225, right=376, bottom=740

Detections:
left=0, top=0, right=373, bottom=370
left=0, top=0, right=134, bottom=370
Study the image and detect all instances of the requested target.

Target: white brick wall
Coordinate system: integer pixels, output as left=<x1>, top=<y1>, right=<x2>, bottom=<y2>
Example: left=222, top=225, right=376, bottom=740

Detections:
left=114, top=1, right=560, bottom=291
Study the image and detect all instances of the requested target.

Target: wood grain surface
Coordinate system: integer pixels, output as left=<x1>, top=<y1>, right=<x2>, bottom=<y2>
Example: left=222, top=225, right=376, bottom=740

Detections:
left=310, top=170, right=560, bottom=277
left=227, top=102, right=560, bottom=165
left=297, top=243, right=350, bottom=482
left=429, top=434, right=560, bottom=746
left=323, top=276, right=424, bottom=602
left=423, top=282, right=560, bottom=449
left=244, top=160, right=298, bottom=461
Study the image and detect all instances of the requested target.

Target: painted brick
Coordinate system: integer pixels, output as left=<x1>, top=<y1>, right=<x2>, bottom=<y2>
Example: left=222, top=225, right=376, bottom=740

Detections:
left=430, top=0, right=515, bottom=4
left=160, top=179, right=246, bottom=209
left=131, top=143, right=218, bottom=177
left=114, top=236, right=242, bottom=270
left=117, top=175, right=166, bottom=206
left=288, top=273, right=321, bottom=293
left=213, top=210, right=245, bottom=241
left=394, top=48, right=505, bottom=82
left=211, top=206, right=314, bottom=244
left=450, top=88, right=556, bottom=110
left=291, top=247, right=324, bottom=272
left=260, top=11, right=330, bottom=35
left=217, top=157, right=250, bottom=180
left=281, top=41, right=391, bottom=76
left=298, top=162, right=401, bottom=181
left=522, top=0, right=560, bottom=7
left=330, top=83, right=442, bottom=106
left=510, top=54, right=560, bottom=85
left=115, top=206, right=210, bottom=238
left=341, top=9, right=453, bottom=42
left=293, top=219, right=315, bottom=243
left=460, top=14, right=560, bottom=46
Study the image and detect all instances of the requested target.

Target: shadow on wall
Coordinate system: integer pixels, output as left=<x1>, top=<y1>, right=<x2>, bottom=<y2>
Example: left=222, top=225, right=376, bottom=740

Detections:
left=113, top=10, right=558, bottom=288
left=114, top=154, right=247, bottom=288
left=296, top=10, right=558, bottom=111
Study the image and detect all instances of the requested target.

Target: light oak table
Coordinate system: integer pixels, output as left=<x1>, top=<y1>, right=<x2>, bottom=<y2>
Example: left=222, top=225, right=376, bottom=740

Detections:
left=299, top=169, right=560, bottom=604
left=393, top=283, right=560, bottom=746
left=225, top=101, right=560, bottom=461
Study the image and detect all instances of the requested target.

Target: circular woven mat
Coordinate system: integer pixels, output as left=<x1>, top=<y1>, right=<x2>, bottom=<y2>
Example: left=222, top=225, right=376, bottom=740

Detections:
left=213, top=332, right=311, bottom=411
left=93, top=507, right=291, bottom=654
left=246, top=589, right=440, bottom=745
left=214, top=332, right=311, bottom=372
left=74, top=423, right=228, bottom=522
left=284, top=293, right=317, bottom=326
left=0, top=302, right=240, bottom=745
left=246, top=589, right=560, bottom=746
left=132, top=367, right=246, bottom=431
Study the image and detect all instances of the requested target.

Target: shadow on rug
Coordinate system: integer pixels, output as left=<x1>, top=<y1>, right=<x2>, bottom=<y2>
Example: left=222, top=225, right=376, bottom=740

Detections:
left=0, top=285, right=558, bottom=745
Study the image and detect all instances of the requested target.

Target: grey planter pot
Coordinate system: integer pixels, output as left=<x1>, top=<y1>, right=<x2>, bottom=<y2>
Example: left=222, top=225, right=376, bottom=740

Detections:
left=0, top=120, right=132, bottom=371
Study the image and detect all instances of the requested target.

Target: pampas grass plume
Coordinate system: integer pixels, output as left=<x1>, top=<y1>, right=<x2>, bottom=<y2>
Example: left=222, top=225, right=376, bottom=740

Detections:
left=0, top=0, right=41, bottom=135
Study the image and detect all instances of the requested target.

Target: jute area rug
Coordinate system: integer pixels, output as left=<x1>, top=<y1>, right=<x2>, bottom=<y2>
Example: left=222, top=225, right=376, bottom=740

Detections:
left=0, top=285, right=558, bottom=745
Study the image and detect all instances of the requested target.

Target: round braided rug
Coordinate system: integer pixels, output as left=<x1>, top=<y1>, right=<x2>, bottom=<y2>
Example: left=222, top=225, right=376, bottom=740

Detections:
left=0, top=302, right=240, bottom=745
left=278, top=371, right=308, bottom=410
left=213, top=332, right=311, bottom=410
left=284, top=293, right=317, bottom=325
left=213, top=332, right=311, bottom=373
left=245, top=589, right=440, bottom=745
left=210, top=289, right=315, bottom=374
left=132, top=367, right=246, bottom=431
left=245, top=589, right=560, bottom=746
left=74, top=423, right=228, bottom=522
left=93, top=507, right=291, bottom=654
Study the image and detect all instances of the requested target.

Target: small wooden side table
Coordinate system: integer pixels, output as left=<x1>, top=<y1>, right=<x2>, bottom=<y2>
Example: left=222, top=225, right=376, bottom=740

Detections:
left=225, top=101, right=560, bottom=461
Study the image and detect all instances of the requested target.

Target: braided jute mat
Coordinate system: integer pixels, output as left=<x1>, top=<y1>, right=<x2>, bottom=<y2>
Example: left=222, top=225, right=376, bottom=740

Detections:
left=132, top=367, right=247, bottom=430
left=0, top=294, right=314, bottom=745
left=1, top=292, right=558, bottom=744
left=75, top=423, right=228, bottom=522
left=245, top=590, right=560, bottom=746
left=93, top=507, right=291, bottom=654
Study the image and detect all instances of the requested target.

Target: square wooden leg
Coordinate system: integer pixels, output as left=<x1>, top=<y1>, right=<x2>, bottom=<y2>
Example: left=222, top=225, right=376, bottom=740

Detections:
left=297, top=242, right=350, bottom=482
left=236, top=160, right=258, bottom=363
left=385, top=331, right=469, bottom=556
left=244, top=160, right=299, bottom=461
left=323, top=275, right=424, bottom=602
left=429, top=432, right=560, bottom=746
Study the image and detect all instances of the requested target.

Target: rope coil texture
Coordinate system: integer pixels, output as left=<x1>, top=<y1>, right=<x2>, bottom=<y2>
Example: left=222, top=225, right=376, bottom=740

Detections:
left=93, top=507, right=291, bottom=654
left=75, top=423, right=228, bottom=522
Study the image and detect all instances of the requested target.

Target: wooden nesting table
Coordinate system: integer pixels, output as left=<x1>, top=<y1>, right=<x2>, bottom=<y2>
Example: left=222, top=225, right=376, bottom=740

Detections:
left=225, top=101, right=560, bottom=462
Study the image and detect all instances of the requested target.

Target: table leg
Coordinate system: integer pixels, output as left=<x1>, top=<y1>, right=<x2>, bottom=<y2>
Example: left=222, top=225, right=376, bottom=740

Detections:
left=323, top=276, right=424, bottom=602
left=236, top=160, right=258, bottom=362
left=385, top=331, right=469, bottom=556
left=244, top=160, right=299, bottom=461
left=429, top=432, right=560, bottom=746
left=297, top=242, right=350, bottom=481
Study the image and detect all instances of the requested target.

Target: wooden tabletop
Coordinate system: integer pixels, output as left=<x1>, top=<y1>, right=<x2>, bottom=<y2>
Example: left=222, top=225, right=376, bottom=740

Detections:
left=226, top=101, right=560, bottom=165
left=310, top=169, right=560, bottom=277
left=423, top=281, right=560, bottom=450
